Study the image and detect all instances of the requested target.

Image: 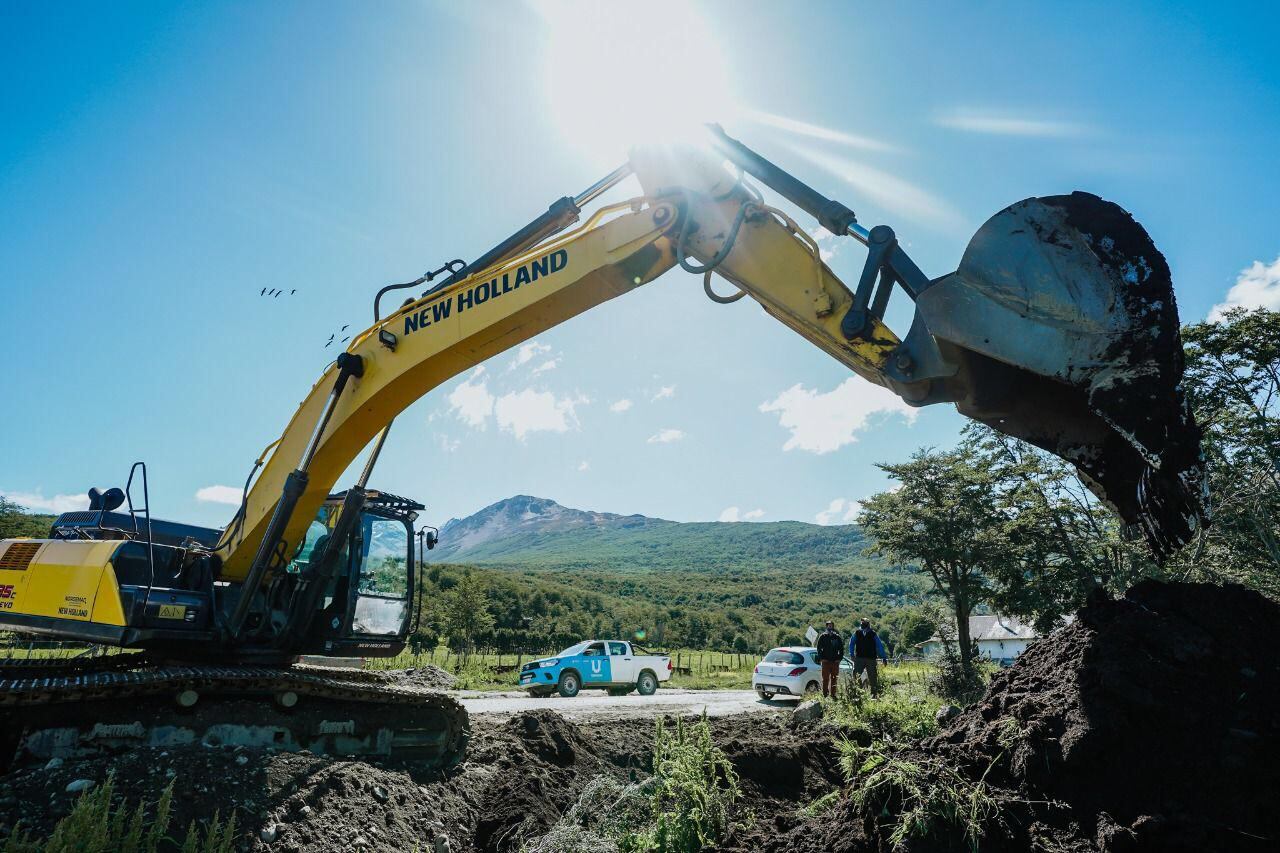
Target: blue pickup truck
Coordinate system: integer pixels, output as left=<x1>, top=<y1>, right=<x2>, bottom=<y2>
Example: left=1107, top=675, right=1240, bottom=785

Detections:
left=520, top=640, right=673, bottom=698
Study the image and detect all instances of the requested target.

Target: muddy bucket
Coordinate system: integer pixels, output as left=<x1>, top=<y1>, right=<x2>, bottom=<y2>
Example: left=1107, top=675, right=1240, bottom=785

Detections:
left=919, top=192, right=1207, bottom=557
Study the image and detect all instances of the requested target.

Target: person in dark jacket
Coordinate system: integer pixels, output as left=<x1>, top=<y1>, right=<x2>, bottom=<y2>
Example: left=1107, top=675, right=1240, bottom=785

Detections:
left=849, top=618, right=888, bottom=695
left=815, top=620, right=844, bottom=698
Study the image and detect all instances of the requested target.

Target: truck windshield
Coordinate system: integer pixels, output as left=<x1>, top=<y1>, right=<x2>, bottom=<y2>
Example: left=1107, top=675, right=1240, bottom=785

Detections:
left=556, top=642, right=590, bottom=658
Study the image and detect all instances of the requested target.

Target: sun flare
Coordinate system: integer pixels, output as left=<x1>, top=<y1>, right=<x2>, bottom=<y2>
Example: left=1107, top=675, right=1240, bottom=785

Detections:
left=538, top=0, right=739, bottom=169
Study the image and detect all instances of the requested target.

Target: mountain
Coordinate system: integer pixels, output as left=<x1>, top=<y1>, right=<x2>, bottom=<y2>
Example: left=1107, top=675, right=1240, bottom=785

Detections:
left=428, top=494, right=871, bottom=572
left=420, top=495, right=927, bottom=653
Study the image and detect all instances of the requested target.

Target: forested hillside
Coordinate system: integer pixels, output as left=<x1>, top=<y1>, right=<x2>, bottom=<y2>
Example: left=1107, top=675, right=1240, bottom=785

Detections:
left=420, top=495, right=933, bottom=654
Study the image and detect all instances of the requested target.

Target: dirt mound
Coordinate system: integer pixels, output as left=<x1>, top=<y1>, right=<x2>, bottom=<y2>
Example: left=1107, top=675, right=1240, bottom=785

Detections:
left=719, top=581, right=1280, bottom=853
left=373, top=665, right=458, bottom=690
left=851, top=580, right=1280, bottom=852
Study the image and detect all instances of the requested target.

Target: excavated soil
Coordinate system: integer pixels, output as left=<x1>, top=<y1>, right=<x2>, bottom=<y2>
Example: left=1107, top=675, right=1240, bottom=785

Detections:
left=4, top=581, right=1275, bottom=852
left=0, top=704, right=823, bottom=852
left=724, top=580, right=1280, bottom=853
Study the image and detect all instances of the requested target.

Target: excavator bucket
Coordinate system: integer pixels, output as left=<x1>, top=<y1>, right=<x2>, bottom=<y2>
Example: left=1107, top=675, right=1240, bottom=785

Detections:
left=917, top=192, right=1207, bottom=558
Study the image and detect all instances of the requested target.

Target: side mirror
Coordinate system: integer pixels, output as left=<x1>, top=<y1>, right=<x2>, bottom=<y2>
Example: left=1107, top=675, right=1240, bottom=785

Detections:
left=418, top=526, right=439, bottom=553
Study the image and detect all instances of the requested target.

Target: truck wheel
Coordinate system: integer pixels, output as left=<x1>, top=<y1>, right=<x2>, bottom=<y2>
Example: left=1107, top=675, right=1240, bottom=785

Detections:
left=557, top=671, right=581, bottom=698
left=636, top=671, right=658, bottom=696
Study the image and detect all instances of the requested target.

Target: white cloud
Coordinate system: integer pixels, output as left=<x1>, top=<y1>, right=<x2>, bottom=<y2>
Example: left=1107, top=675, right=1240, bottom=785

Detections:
left=744, top=109, right=895, bottom=153
left=719, top=506, right=765, bottom=522
left=760, top=378, right=916, bottom=454
left=447, top=367, right=495, bottom=428
left=195, top=485, right=242, bottom=506
left=609, top=399, right=633, bottom=413
left=815, top=498, right=861, bottom=525
left=810, top=226, right=841, bottom=262
left=435, top=433, right=461, bottom=453
left=509, top=340, right=552, bottom=369
left=934, top=109, right=1089, bottom=138
left=578, top=460, right=590, bottom=472
left=647, top=428, right=685, bottom=444
left=495, top=389, right=587, bottom=440
left=791, top=144, right=965, bottom=232
left=0, top=489, right=90, bottom=514
left=1209, top=255, right=1280, bottom=321
left=651, top=385, right=675, bottom=402
left=531, top=359, right=559, bottom=376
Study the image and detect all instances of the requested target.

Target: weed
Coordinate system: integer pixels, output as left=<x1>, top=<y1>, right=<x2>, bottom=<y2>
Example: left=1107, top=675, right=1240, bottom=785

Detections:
left=620, top=714, right=741, bottom=853
left=845, top=742, right=1000, bottom=852
left=801, top=790, right=841, bottom=817
left=1, top=775, right=235, bottom=853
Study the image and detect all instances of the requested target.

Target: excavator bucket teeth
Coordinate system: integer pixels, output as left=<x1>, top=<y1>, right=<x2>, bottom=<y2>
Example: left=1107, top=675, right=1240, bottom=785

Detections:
left=918, top=192, right=1207, bottom=558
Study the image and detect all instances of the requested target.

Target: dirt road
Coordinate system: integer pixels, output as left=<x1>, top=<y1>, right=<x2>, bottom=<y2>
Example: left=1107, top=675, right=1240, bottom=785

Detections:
left=459, top=687, right=791, bottom=720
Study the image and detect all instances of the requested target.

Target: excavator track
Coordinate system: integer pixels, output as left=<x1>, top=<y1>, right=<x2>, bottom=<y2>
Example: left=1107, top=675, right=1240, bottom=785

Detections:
left=0, top=657, right=469, bottom=772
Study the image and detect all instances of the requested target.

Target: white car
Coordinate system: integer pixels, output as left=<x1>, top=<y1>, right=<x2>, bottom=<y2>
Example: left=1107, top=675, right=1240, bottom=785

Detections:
left=751, top=646, right=851, bottom=701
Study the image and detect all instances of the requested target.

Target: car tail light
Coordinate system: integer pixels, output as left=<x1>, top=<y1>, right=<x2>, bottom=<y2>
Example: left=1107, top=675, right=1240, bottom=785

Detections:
left=788, top=667, right=807, bottom=676
left=667, top=660, right=673, bottom=671
left=753, top=665, right=759, bottom=673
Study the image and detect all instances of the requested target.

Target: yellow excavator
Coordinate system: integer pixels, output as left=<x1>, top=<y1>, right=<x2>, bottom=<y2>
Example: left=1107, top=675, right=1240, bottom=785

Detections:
left=0, top=128, right=1206, bottom=770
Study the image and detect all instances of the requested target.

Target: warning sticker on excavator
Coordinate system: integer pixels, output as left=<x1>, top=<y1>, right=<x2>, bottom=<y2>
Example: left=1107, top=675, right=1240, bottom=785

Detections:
left=158, top=604, right=187, bottom=620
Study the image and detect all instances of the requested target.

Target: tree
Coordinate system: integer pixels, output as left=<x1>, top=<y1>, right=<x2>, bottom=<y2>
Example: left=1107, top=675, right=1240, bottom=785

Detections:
left=859, top=448, right=1016, bottom=669
left=1177, top=308, right=1280, bottom=595
left=0, top=498, right=53, bottom=539
left=962, top=425, right=1160, bottom=631
left=437, top=571, right=495, bottom=656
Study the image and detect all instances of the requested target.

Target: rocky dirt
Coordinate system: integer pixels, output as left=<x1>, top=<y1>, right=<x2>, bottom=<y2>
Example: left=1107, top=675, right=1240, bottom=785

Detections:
left=3, top=580, right=1276, bottom=852
left=0, top=705, right=825, bottom=852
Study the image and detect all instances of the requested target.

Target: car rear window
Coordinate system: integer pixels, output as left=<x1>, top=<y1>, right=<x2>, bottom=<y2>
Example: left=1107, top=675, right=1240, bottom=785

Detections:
left=764, top=649, right=804, bottom=665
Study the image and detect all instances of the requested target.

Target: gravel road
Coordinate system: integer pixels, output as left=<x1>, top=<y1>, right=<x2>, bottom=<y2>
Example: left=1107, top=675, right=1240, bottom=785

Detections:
left=458, top=687, right=794, bottom=720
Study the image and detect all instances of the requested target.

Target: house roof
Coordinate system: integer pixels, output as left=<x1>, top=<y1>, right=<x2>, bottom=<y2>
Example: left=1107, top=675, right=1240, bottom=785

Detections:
left=922, top=614, right=1041, bottom=645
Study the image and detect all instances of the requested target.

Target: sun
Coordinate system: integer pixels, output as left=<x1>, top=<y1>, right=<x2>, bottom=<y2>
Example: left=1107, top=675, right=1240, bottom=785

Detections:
left=537, top=0, right=739, bottom=169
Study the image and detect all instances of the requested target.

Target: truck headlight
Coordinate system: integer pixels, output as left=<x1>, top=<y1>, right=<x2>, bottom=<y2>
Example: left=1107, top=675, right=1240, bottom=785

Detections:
left=539, top=659, right=559, bottom=668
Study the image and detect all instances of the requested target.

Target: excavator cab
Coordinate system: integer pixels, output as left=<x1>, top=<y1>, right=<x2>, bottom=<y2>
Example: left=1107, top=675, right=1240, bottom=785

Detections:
left=290, top=490, right=421, bottom=658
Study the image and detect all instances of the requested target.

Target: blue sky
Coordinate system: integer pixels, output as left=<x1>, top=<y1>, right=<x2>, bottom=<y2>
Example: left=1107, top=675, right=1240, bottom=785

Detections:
left=3, top=1, right=1279, bottom=530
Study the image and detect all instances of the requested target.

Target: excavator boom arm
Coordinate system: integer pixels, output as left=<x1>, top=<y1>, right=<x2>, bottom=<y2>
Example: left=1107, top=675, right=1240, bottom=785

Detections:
left=218, top=135, right=1207, bottom=601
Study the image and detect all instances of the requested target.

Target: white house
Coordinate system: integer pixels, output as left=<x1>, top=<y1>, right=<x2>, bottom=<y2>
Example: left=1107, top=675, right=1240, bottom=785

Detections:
left=919, top=614, right=1040, bottom=666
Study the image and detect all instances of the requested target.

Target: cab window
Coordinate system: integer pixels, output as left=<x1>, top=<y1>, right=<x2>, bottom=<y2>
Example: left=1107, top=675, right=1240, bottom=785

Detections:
left=608, top=642, right=627, bottom=656
left=352, top=515, right=410, bottom=635
left=582, top=642, right=607, bottom=656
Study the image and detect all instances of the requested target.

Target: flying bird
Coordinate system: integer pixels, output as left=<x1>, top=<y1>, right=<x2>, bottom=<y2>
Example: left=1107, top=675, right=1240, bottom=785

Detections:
left=341, top=336, right=350, bottom=343
left=324, top=340, right=333, bottom=348
left=340, top=325, right=349, bottom=331
left=260, top=287, right=266, bottom=296
left=274, top=291, right=281, bottom=298
left=290, top=289, right=296, bottom=295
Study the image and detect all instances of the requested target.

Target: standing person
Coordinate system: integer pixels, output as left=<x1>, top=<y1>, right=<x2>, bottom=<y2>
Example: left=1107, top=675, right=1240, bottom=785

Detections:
left=815, top=620, right=844, bottom=698
left=849, top=618, right=889, bottom=695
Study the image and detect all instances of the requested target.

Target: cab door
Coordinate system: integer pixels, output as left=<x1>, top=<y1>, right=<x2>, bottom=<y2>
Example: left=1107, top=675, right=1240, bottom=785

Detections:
left=350, top=514, right=411, bottom=637
left=608, top=641, right=635, bottom=684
